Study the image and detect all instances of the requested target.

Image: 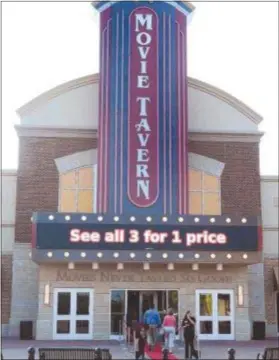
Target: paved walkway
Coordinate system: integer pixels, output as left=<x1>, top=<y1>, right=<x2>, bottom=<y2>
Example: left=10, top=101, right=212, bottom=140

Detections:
left=2, top=338, right=278, bottom=359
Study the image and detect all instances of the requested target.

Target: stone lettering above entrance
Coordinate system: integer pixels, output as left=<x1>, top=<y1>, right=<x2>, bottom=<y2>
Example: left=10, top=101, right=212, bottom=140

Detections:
left=56, top=270, right=232, bottom=284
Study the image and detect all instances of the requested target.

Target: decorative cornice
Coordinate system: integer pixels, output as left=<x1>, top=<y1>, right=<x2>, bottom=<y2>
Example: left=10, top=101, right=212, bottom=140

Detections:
left=55, top=149, right=98, bottom=174
left=15, top=125, right=263, bottom=143
left=16, top=73, right=263, bottom=125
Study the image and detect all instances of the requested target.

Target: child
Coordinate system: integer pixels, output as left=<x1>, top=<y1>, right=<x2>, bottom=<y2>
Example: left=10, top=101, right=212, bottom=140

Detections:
left=134, top=327, right=146, bottom=360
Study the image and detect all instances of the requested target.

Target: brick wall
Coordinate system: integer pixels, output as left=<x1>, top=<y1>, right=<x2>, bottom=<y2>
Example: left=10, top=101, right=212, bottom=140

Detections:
left=15, top=137, right=97, bottom=243
left=1, top=254, right=13, bottom=323
left=15, top=137, right=261, bottom=244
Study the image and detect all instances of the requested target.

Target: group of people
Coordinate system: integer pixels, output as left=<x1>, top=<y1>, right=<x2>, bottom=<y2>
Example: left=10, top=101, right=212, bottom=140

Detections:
left=134, top=303, right=199, bottom=360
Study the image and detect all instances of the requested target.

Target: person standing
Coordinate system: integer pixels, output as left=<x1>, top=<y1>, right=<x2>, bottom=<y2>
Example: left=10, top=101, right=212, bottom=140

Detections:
left=181, top=310, right=199, bottom=360
left=162, top=308, right=176, bottom=354
left=143, top=302, right=161, bottom=351
left=134, top=327, right=146, bottom=360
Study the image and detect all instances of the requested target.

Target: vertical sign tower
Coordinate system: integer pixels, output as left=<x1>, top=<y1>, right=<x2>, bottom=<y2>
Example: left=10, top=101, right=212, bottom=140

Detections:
left=93, top=1, right=194, bottom=216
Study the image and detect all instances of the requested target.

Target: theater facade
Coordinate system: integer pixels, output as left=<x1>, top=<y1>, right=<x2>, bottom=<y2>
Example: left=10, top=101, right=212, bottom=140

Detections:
left=2, top=0, right=274, bottom=341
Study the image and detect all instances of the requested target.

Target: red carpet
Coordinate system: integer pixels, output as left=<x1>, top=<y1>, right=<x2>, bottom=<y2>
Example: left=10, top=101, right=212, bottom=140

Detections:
left=144, top=343, right=179, bottom=360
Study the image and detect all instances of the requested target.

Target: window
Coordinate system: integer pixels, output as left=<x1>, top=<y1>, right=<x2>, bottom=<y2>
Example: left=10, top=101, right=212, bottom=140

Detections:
left=59, top=165, right=97, bottom=213
left=189, top=169, right=221, bottom=215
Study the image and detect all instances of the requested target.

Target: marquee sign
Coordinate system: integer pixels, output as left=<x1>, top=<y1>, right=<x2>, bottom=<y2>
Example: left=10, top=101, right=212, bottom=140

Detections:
left=33, top=221, right=260, bottom=252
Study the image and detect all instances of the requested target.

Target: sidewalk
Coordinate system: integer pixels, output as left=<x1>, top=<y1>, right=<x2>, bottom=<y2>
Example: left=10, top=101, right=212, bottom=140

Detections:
left=1, top=338, right=279, bottom=359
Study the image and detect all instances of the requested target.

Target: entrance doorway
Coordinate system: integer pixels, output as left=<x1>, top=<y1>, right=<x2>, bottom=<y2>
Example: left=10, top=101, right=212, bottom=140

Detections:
left=196, top=289, right=234, bottom=340
left=53, top=288, right=94, bottom=340
left=140, top=291, right=158, bottom=319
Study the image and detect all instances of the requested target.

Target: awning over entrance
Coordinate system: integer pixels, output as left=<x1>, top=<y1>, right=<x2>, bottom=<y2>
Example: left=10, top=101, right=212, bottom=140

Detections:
left=273, top=266, right=279, bottom=291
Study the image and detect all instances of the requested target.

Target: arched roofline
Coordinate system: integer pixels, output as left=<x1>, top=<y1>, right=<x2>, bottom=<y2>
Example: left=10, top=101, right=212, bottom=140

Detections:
left=17, top=73, right=263, bottom=125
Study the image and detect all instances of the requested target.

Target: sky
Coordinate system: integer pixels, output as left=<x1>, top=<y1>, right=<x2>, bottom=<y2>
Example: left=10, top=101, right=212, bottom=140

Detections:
left=2, top=1, right=278, bottom=175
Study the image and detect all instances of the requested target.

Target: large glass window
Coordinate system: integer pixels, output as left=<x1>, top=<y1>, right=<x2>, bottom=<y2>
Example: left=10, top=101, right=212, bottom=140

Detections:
left=189, top=169, right=221, bottom=215
left=110, top=290, right=126, bottom=335
left=59, top=166, right=97, bottom=213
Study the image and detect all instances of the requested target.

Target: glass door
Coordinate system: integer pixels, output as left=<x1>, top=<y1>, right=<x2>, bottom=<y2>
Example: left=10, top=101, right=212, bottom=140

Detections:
left=53, top=288, right=93, bottom=340
left=139, top=291, right=158, bottom=321
left=196, top=289, right=234, bottom=340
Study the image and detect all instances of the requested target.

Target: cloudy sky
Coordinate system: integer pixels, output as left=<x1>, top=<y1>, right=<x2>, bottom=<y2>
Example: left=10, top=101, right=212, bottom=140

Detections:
left=2, top=1, right=278, bottom=174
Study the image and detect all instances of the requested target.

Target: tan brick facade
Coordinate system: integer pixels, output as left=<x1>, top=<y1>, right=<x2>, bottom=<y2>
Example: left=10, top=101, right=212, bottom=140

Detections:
left=1, top=254, right=13, bottom=324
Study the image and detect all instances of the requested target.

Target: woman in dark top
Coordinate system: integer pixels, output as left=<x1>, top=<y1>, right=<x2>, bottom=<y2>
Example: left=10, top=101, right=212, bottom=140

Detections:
left=135, top=327, right=146, bottom=360
left=181, top=310, right=199, bottom=359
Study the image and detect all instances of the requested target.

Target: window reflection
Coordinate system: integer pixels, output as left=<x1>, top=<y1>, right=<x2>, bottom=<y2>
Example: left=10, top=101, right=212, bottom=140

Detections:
left=218, top=321, right=231, bottom=334
left=199, top=294, right=212, bottom=316
left=218, top=294, right=231, bottom=316
left=76, top=293, right=89, bottom=315
left=110, top=290, right=125, bottom=335
left=200, top=321, right=212, bottom=334
left=57, top=293, right=71, bottom=315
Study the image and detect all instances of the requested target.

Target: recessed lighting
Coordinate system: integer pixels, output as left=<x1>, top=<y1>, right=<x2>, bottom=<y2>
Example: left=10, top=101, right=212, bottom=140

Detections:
left=48, top=215, right=54, bottom=221
left=113, top=252, right=119, bottom=258
left=210, top=218, right=215, bottom=223
left=194, top=253, right=200, bottom=259
left=194, top=217, right=200, bottom=223
left=130, top=253, right=136, bottom=259
left=243, top=253, right=248, bottom=259
left=98, top=216, right=103, bottom=222
left=81, top=216, right=87, bottom=221
left=146, top=217, right=152, bottom=222
left=210, top=253, right=216, bottom=259
left=178, top=217, right=184, bottom=223
left=130, top=216, right=136, bottom=222
left=97, top=252, right=103, bottom=258
left=227, top=254, right=232, bottom=259
left=47, top=252, right=53, bottom=258
left=162, top=253, right=168, bottom=259
left=81, top=252, right=86, bottom=258
left=162, top=217, right=168, bottom=222
left=65, top=215, right=71, bottom=221
left=178, top=253, right=184, bottom=259
left=242, top=218, right=247, bottom=224
left=64, top=252, right=70, bottom=258
left=114, top=216, right=119, bottom=222
left=146, top=253, right=152, bottom=259
left=226, top=218, right=231, bottom=223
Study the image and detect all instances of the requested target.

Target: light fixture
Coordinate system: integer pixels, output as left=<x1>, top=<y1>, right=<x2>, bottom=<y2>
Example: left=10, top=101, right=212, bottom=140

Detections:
left=30, top=216, right=33, bottom=222
left=117, top=263, right=124, bottom=271
left=210, top=253, right=216, bottom=259
left=68, top=262, right=75, bottom=270
left=143, top=263, right=150, bottom=271
left=98, top=216, right=103, bottom=222
left=81, top=252, right=86, bottom=258
left=92, top=262, right=99, bottom=270
left=162, top=253, right=168, bottom=259
left=178, top=217, right=184, bottom=223
left=130, top=216, right=136, bottom=222
left=194, top=253, right=200, bottom=259
left=226, top=254, right=232, bottom=259
left=113, top=252, right=119, bottom=258
left=48, top=215, right=54, bottom=221
left=162, top=217, right=168, bottom=222
left=44, top=283, right=50, bottom=305
left=64, top=252, right=70, bottom=258
left=241, top=218, right=247, bottom=223
left=167, top=263, right=174, bottom=271
left=29, top=251, right=32, bottom=258
left=226, top=218, right=231, bottom=223
left=192, top=263, right=199, bottom=271
left=65, top=215, right=71, bottom=221
left=242, top=253, right=248, bottom=259
left=210, top=218, right=215, bottom=223
left=47, top=252, right=53, bottom=258
left=146, top=253, right=152, bottom=259
left=97, top=252, right=103, bottom=258
left=114, top=216, right=119, bottom=222
left=237, top=285, right=244, bottom=306
left=146, top=217, right=152, bottom=222
left=216, top=263, right=223, bottom=271
left=130, top=253, right=136, bottom=259
left=194, top=217, right=200, bottom=223
left=81, top=216, right=87, bottom=221
left=178, top=253, right=184, bottom=259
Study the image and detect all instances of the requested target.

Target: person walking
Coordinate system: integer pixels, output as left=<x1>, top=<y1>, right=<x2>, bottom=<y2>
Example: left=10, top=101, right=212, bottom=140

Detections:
left=162, top=308, right=176, bottom=354
left=181, top=310, right=199, bottom=360
left=134, top=327, right=146, bottom=360
left=143, top=302, right=161, bottom=351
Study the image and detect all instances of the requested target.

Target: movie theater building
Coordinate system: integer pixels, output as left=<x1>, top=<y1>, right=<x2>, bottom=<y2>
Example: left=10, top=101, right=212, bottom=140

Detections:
left=1, top=0, right=271, bottom=341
